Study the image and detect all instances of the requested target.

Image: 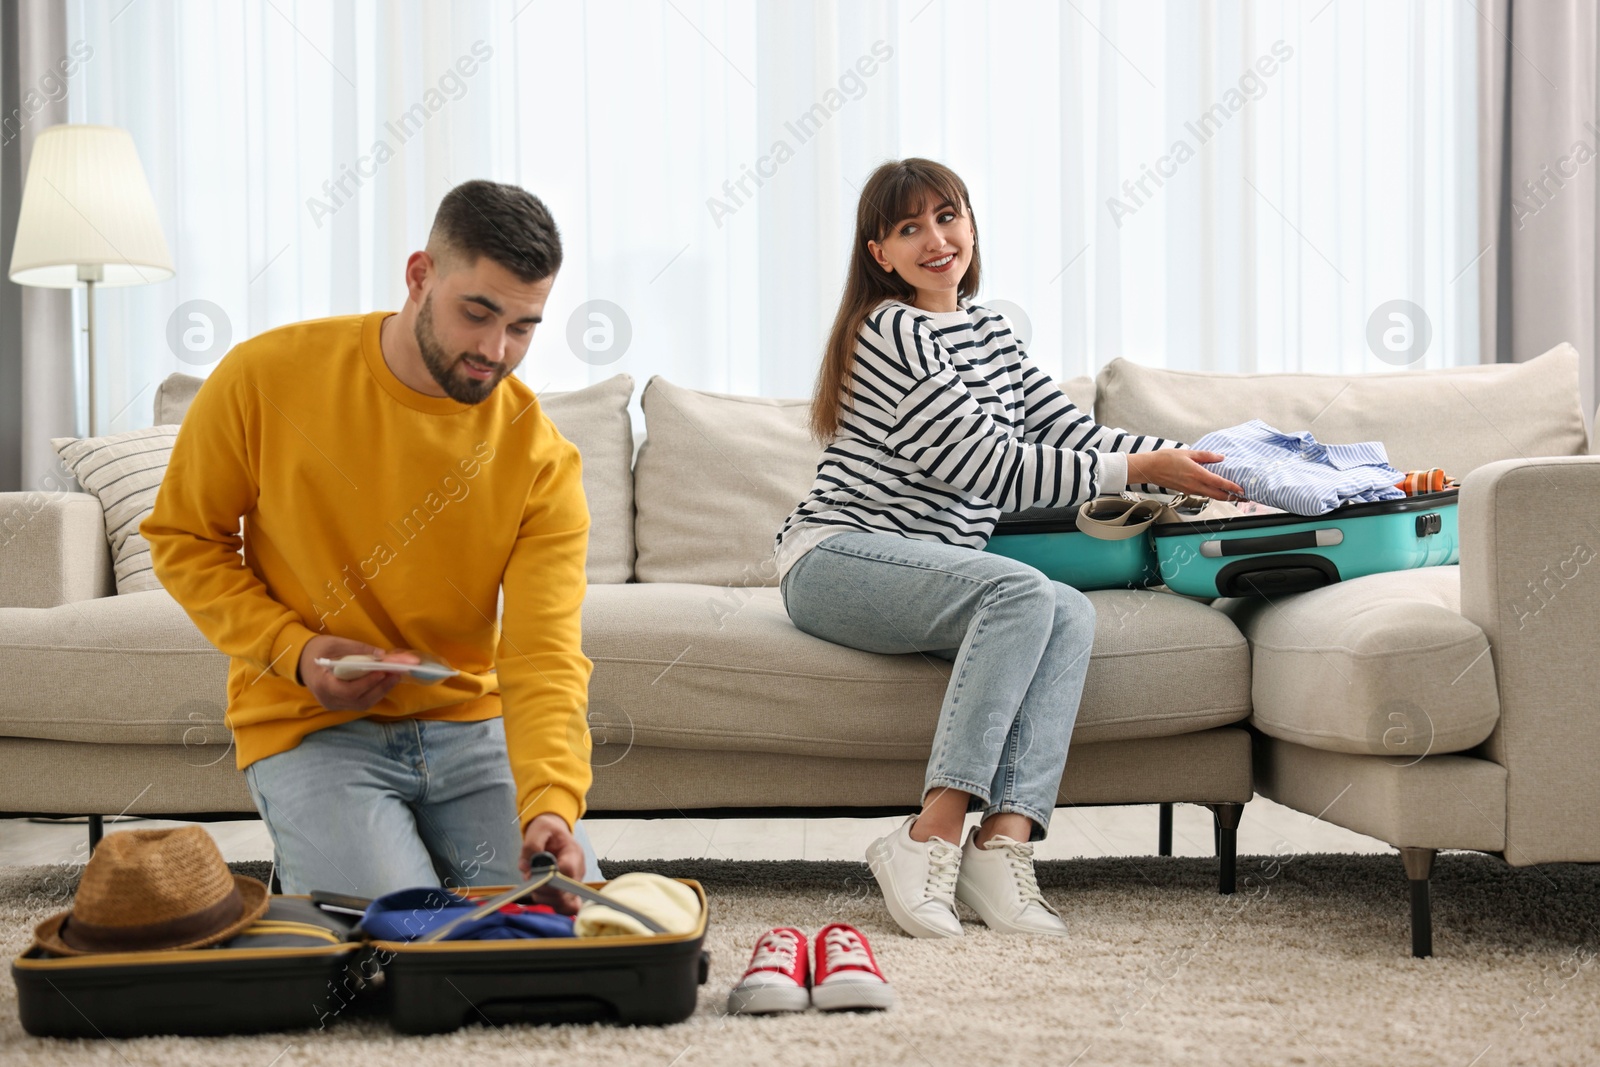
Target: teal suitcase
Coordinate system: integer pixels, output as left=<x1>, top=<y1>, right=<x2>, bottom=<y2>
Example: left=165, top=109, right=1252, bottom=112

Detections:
left=1151, top=489, right=1460, bottom=598
left=985, top=503, right=1163, bottom=591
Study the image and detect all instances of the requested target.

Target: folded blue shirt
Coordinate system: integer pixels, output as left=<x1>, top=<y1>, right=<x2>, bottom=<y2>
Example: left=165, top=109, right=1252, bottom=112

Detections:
left=1190, top=420, right=1405, bottom=515
left=360, top=887, right=575, bottom=942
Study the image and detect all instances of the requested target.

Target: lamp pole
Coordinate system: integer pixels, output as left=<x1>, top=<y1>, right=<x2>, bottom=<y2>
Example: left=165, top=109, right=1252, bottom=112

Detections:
left=78, top=264, right=103, bottom=437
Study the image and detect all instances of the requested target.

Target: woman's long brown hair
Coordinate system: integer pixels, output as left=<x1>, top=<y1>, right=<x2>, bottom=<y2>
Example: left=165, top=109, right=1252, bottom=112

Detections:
left=810, top=158, right=982, bottom=442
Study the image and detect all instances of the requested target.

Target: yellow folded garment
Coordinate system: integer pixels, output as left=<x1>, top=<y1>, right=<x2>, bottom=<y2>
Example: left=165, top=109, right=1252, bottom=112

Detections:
left=575, top=873, right=701, bottom=938
left=234, top=921, right=346, bottom=944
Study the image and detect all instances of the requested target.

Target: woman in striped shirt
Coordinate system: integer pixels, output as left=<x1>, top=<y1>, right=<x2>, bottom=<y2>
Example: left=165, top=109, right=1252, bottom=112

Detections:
left=776, top=158, right=1243, bottom=939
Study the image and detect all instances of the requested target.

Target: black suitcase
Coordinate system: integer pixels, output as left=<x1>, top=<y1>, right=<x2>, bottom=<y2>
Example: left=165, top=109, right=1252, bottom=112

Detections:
left=374, top=881, right=711, bottom=1034
left=14, top=880, right=710, bottom=1038
left=13, top=895, right=372, bottom=1038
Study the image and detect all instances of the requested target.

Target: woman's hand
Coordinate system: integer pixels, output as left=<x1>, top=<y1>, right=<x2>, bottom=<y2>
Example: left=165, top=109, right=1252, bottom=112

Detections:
left=1124, top=449, right=1245, bottom=501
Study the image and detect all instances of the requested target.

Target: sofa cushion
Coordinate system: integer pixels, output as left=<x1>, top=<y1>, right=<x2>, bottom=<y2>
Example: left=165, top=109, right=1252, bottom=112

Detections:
left=1061, top=374, right=1095, bottom=414
left=632, top=377, right=819, bottom=586
left=579, top=584, right=1250, bottom=759
left=1213, top=565, right=1499, bottom=756
left=1094, top=343, right=1588, bottom=474
left=539, top=374, right=636, bottom=583
left=153, top=370, right=637, bottom=584
left=631, top=373, right=1099, bottom=587
left=0, top=590, right=230, bottom=745
left=51, top=426, right=181, bottom=595
left=154, top=373, right=203, bottom=426
left=0, top=577, right=1250, bottom=754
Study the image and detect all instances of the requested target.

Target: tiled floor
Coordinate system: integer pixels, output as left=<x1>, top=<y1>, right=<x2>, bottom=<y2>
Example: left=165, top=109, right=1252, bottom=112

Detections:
left=0, top=797, right=1391, bottom=869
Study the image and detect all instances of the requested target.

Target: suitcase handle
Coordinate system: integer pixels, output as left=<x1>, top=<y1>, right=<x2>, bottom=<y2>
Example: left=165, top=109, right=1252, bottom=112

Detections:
left=1199, top=528, right=1343, bottom=558
left=311, top=890, right=374, bottom=917
left=1215, top=553, right=1339, bottom=596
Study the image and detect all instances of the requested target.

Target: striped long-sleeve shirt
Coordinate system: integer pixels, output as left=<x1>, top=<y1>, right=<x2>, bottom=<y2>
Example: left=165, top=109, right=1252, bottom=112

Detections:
left=774, top=299, right=1185, bottom=579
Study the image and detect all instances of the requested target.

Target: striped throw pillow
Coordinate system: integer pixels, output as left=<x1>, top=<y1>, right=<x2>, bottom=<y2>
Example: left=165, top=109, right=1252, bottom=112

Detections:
left=51, top=426, right=181, bottom=595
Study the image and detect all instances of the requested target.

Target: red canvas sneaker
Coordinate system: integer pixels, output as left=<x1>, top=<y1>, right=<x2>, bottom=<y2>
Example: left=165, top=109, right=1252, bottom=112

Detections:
left=810, top=922, right=896, bottom=1011
left=726, top=927, right=811, bottom=1014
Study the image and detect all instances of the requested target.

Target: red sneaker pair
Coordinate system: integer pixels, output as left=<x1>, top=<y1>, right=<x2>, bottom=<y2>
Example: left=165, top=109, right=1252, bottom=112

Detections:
left=726, top=923, right=895, bottom=1014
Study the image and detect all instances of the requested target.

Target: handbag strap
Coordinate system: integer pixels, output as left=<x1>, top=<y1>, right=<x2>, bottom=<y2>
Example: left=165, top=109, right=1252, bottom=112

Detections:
left=1075, top=493, right=1212, bottom=541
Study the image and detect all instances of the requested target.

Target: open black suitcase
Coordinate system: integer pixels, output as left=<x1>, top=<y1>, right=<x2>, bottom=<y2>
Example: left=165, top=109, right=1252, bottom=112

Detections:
left=13, top=895, right=371, bottom=1038
left=14, top=880, right=710, bottom=1038
left=372, top=879, right=711, bottom=1035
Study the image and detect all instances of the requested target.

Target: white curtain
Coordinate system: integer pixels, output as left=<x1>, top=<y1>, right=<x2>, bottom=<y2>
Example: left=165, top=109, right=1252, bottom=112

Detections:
left=1478, top=0, right=1599, bottom=433
left=36, top=0, right=1478, bottom=472
left=12, top=0, right=74, bottom=494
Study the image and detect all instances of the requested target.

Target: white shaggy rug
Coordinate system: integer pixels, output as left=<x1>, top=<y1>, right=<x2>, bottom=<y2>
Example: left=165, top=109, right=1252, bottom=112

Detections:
left=2, top=852, right=1597, bottom=1067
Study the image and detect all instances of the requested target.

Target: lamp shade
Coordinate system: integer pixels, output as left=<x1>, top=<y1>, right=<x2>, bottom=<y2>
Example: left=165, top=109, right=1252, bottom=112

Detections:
left=8, top=124, right=174, bottom=289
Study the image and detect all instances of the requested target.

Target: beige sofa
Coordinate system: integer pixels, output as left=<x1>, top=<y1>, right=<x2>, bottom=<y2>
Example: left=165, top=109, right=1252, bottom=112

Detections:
left=1, top=346, right=1593, bottom=956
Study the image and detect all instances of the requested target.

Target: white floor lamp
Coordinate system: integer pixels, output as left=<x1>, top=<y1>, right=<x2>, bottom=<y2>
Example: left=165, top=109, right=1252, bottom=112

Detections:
left=8, top=124, right=174, bottom=438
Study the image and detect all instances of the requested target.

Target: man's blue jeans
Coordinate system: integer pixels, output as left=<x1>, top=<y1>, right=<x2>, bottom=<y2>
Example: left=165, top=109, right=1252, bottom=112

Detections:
left=781, top=531, right=1096, bottom=838
left=244, top=716, right=601, bottom=896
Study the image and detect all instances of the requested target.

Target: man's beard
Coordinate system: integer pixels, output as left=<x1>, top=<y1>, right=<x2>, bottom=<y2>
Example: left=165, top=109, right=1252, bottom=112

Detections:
left=415, top=294, right=506, bottom=404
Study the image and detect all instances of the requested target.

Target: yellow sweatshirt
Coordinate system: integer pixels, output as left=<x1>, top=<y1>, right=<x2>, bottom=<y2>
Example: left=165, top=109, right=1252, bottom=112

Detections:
left=141, top=311, right=593, bottom=831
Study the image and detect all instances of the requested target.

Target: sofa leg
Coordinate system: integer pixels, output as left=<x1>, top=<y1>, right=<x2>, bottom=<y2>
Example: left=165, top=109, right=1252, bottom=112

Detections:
left=1401, top=847, right=1436, bottom=958
left=87, top=814, right=104, bottom=855
left=1208, top=803, right=1243, bottom=894
left=1157, top=803, right=1173, bottom=857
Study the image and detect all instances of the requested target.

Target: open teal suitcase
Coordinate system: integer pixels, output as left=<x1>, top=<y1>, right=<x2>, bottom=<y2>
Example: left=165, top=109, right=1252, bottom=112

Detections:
left=1151, top=489, right=1460, bottom=598
left=986, top=490, right=1460, bottom=598
left=985, top=502, right=1162, bottom=591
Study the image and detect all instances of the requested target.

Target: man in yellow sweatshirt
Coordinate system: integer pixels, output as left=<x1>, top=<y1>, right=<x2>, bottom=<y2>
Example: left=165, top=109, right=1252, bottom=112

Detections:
left=142, top=180, right=597, bottom=898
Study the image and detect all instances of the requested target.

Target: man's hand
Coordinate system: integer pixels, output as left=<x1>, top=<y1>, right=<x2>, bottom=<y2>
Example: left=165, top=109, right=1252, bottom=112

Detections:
left=298, top=635, right=422, bottom=711
left=520, top=812, right=588, bottom=914
left=1125, top=449, right=1246, bottom=501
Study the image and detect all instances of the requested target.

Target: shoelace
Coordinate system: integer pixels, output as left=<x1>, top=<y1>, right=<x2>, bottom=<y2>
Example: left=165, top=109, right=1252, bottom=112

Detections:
left=926, top=838, right=962, bottom=902
left=821, top=927, right=874, bottom=972
left=990, top=838, right=1049, bottom=910
left=747, top=930, right=799, bottom=974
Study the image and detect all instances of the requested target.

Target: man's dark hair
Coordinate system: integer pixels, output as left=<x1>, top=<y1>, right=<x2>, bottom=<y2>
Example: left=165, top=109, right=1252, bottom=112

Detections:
left=428, top=179, right=562, bottom=283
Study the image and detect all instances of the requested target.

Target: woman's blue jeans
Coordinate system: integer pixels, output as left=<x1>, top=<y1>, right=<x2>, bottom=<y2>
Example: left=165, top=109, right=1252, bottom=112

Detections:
left=781, top=531, right=1095, bottom=839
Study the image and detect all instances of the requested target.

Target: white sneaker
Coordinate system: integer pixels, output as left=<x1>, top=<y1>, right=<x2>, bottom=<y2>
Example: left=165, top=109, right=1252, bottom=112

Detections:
left=954, top=828, right=1068, bottom=936
left=864, top=815, right=963, bottom=938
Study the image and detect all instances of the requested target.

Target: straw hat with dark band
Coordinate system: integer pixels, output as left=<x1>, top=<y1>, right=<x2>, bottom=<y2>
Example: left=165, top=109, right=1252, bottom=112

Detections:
left=32, top=826, right=269, bottom=956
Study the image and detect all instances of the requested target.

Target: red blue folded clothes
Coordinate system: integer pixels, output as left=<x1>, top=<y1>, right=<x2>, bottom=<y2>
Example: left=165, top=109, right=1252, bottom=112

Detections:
left=359, top=887, right=575, bottom=941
